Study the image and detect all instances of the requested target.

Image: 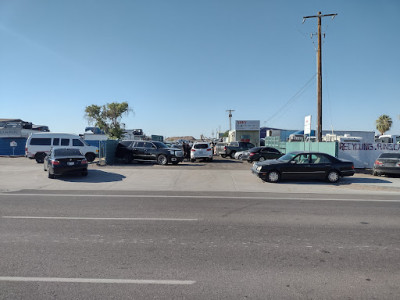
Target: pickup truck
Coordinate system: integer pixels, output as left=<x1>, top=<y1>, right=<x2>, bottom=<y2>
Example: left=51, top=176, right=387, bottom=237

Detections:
left=219, top=141, right=256, bottom=159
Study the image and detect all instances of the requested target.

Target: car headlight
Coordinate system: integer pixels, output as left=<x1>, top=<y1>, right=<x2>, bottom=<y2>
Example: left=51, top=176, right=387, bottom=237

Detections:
left=257, top=166, right=262, bottom=172
left=169, top=150, right=175, bottom=155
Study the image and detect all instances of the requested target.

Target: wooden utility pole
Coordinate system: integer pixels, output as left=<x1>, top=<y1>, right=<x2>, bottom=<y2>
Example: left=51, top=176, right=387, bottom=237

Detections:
left=303, top=12, right=337, bottom=142
left=226, top=109, right=235, bottom=131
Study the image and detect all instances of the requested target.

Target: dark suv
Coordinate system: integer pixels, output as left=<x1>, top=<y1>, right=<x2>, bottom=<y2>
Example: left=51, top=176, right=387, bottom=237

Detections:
left=115, top=141, right=184, bottom=165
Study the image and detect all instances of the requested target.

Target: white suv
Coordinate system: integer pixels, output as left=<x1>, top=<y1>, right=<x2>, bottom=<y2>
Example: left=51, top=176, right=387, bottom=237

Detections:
left=190, top=142, right=213, bottom=162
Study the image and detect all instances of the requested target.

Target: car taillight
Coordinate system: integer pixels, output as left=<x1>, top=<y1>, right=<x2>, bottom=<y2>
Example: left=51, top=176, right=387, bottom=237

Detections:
left=352, top=165, right=354, bottom=169
left=224, top=146, right=226, bottom=150
left=249, top=153, right=255, bottom=156
left=191, top=149, right=196, bottom=152
left=207, top=148, right=211, bottom=151
left=81, top=159, right=88, bottom=164
left=396, top=162, right=400, bottom=167
left=51, top=160, right=60, bottom=165
left=374, top=160, right=383, bottom=166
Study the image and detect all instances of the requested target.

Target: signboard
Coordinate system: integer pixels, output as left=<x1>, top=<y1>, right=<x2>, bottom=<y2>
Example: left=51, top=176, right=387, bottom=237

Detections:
left=304, top=115, right=311, bottom=135
left=10, top=141, right=17, bottom=147
left=235, top=120, right=260, bottom=131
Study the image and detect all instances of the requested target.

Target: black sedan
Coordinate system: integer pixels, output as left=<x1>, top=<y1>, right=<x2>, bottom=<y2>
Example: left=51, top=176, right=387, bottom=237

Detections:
left=241, top=146, right=283, bottom=162
left=44, top=148, right=88, bottom=179
left=373, top=153, right=400, bottom=177
left=252, top=151, right=354, bottom=183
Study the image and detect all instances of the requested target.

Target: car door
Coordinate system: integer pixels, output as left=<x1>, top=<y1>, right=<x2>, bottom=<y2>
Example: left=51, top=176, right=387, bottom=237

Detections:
left=308, top=154, right=332, bottom=179
left=143, top=142, right=157, bottom=160
left=281, top=153, right=312, bottom=180
left=133, top=141, right=146, bottom=159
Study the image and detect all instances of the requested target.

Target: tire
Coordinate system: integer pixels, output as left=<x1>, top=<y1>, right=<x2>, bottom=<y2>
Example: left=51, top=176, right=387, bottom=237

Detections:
left=230, top=151, right=236, bottom=159
left=81, top=170, right=88, bottom=176
left=372, top=170, right=379, bottom=176
left=191, top=159, right=195, bottom=162
left=259, top=157, right=265, bottom=162
left=267, top=170, right=280, bottom=183
left=221, top=154, right=227, bottom=158
left=157, top=154, right=168, bottom=165
left=35, top=152, right=46, bottom=163
left=85, top=153, right=96, bottom=162
left=327, top=170, right=340, bottom=183
left=209, top=157, right=213, bottom=162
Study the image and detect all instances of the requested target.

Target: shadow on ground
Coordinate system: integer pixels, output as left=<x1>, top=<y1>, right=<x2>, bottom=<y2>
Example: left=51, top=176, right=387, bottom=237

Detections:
left=270, top=177, right=393, bottom=186
left=57, top=170, right=126, bottom=183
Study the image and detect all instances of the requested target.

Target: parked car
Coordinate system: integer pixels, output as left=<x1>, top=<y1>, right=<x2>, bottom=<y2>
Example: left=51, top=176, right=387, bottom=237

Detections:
left=190, top=142, right=213, bottom=162
left=241, top=147, right=283, bottom=162
left=252, top=151, right=354, bottom=183
left=373, top=153, right=400, bottom=177
left=234, top=151, right=244, bottom=160
left=115, top=140, right=184, bottom=165
left=219, top=141, right=256, bottom=159
left=43, top=148, right=88, bottom=179
left=26, top=133, right=98, bottom=163
left=214, top=142, right=228, bottom=156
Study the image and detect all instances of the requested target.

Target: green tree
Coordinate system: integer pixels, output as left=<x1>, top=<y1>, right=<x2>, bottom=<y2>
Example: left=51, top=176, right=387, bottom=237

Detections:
left=85, top=102, right=132, bottom=139
left=376, top=114, right=392, bottom=135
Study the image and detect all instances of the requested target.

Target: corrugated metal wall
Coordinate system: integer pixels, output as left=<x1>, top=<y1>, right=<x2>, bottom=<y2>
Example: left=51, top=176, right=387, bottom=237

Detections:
left=0, top=138, right=27, bottom=156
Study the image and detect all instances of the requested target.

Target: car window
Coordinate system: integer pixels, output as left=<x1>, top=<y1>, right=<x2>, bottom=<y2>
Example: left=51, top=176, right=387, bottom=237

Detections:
left=293, top=154, right=310, bottom=164
left=136, top=142, right=145, bottom=147
left=267, top=148, right=280, bottom=154
left=153, top=142, right=168, bottom=148
left=143, top=142, right=155, bottom=148
left=61, top=139, right=70, bottom=146
left=311, top=154, right=331, bottom=164
left=194, top=144, right=209, bottom=149
left=72, top=139, right=84, bottom=146
left=30, top=138, right=51, bottom=145
left=53, top=138, right=60, bottom=146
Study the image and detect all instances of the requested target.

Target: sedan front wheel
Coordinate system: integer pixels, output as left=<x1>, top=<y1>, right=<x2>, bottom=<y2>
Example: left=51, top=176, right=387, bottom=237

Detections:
left=267, top=170, right=280, bottom=183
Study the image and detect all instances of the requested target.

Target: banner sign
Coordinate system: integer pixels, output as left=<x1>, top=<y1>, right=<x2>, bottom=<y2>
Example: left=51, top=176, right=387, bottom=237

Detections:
left=304, top=115, right=311, bottom=135
left=235, top=120, right=260, bottom=131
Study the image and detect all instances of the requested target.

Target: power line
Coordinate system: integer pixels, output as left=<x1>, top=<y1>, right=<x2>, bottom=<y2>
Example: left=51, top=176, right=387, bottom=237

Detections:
left=264, top=73, right=316, bottom=125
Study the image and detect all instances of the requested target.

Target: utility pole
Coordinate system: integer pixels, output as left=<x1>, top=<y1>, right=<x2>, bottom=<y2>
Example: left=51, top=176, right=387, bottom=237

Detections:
left=303, top=11, right=337, bottom=142
left=226, top=109, right=235, bottom=131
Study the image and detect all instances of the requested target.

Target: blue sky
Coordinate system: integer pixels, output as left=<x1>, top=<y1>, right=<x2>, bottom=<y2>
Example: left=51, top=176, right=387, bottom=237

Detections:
left=1, top=0, right=399, bottom=138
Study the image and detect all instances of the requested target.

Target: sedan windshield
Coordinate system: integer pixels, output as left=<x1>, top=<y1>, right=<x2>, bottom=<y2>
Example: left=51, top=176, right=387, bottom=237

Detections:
left=277, top=152, right=298, bottom=162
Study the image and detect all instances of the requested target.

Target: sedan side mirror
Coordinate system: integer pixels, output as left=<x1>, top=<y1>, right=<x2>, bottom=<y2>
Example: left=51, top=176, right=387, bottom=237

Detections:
left=290, top=160, right=297, bottom=164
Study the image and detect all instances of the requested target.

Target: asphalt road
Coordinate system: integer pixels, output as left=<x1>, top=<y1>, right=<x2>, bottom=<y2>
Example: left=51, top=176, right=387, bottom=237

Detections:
left=1, top=190, right=399, bottom=299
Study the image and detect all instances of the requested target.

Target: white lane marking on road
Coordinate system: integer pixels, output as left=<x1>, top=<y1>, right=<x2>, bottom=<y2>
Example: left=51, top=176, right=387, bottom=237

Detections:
left=0, top=193, right=399, bottom=202
left=0, top=276, right=195, bottom=285
left=2, top=216, right=198, bottom=221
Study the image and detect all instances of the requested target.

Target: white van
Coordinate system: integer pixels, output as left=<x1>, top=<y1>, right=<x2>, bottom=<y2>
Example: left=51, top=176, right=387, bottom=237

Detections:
left=25, top=133, right=99, bottom=163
